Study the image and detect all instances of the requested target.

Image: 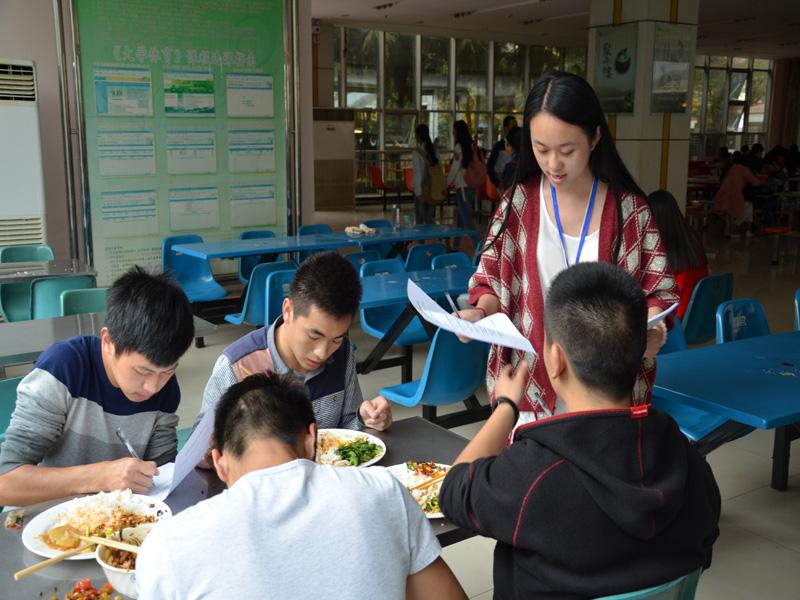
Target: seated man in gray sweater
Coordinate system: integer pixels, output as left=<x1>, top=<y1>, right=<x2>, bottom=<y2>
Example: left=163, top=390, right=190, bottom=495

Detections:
left=0, top=266, right=194, bottom=506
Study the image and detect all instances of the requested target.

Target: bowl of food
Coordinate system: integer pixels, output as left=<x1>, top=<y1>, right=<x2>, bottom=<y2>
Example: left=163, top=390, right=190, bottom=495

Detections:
left=94, top=523, right=154, bottom=599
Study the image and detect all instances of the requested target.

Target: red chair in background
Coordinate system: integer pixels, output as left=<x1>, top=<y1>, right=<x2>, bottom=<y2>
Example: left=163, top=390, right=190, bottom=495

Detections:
left=370, top=164, right=400, bottom=212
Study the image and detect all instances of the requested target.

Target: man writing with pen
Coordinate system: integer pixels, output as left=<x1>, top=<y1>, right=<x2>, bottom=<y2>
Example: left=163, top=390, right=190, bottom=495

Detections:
left=0, top=267, right=195, bottom=506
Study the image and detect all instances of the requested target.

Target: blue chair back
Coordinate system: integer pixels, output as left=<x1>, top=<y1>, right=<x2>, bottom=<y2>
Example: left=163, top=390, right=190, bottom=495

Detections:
left=297, top=224, right=332, bottom=261
left=405, top=243, right=446, bottom=271
left=360, top=258, right=405, bottom=277
left=60, top=288, right=108, bottom=316
left=594, top=568, right=701, bottom=599
left=361, top=219, right=393, bottom=258
left=0, top=282, right=32, bottom=322
left=432, top=252, right=471, bottom=270
left=238, top=230, right=276, bottom=284
left=794, top=289, right=799, bottom=331
left=0, top=244, right=55, bottom=263
left=344, top=251, right=379, bottom=271
left=379, top=329, right=488, bottom=407
left=682, top=273, right=733, bottom=345
left=715, top=298, right=770, bottom=343
left=31, top=276, right=96, bottom=320
left=659, top=317, right=688, bottom=355
left=0, top=376, right=22, bottom=444
left=265, top=269, right=297, bottom=324
left=226, top=260, right=297, bottom=326
left=161, top=235, right=226, bottom=302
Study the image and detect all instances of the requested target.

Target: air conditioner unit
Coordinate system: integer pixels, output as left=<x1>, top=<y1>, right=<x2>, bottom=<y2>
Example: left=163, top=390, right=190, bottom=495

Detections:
left=0, top=59, right=46, bottom=246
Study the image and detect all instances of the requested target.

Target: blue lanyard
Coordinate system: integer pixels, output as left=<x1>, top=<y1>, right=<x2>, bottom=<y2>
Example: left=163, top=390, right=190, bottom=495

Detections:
left=550, top=177, right=599, bottom=268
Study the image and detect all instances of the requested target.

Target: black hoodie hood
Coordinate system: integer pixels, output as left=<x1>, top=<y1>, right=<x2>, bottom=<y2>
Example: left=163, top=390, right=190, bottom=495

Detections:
left=515, top=406, right=689, bottom=540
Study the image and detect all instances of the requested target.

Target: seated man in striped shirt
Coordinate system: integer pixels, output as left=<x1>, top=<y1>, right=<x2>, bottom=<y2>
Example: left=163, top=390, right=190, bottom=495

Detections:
left=195, top=252, right=392, bottom=465
left=0, top=266, right=194, bottom=506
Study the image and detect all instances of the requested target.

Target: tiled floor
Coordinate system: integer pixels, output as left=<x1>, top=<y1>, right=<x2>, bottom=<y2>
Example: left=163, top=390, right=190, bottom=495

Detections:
left=10, top=227, right=799, bottom=598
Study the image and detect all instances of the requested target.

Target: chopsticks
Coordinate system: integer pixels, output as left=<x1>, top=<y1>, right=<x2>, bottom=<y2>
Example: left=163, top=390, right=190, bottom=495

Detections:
left=73, top=532, right=140, bottom=554
left=409, top=472, right=448, bottom=492
left=14, top=543, right=93, bottom=580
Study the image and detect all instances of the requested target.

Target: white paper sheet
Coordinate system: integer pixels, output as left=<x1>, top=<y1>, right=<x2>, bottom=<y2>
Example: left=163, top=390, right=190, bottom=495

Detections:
left=407, top=280, right=535, bottom=353
left=647, top=302, right=679, bottom=328
left=148, top=408, right=214, bottom=501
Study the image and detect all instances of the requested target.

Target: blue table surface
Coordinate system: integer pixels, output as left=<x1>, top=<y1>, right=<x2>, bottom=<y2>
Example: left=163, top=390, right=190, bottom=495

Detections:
left=654, top=331, right=800, bottom=429
left=171, top=225, right=473, bottom=259
left=360, top=267, right=475, bottom=309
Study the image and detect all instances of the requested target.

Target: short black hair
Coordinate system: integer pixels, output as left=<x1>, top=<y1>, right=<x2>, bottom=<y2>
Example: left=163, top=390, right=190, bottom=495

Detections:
left=289, top=252, right=362, bottom=318
left=105, top=266, right=194, bottom=366
left=214, top=372, right=316, bottom=457
left=544, top=262, right=647, bottom=400
left=505, top=126, right=521, bottom=154
left=502, top=115, right=518, bottom=129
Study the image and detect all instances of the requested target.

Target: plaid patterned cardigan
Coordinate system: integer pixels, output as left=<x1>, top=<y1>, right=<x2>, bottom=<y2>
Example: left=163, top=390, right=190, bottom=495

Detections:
left=468, top=176, right=679, bottom=418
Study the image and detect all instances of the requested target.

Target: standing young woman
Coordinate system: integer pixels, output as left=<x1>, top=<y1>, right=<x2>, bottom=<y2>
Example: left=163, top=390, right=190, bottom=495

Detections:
left=412, top=124, right=438, bottom=225
left=461, top=72, right=679, bottom=423
left=446, top=120, right=478, bottom=231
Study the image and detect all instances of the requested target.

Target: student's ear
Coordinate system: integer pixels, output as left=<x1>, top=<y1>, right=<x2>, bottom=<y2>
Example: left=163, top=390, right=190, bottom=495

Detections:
left=99, top=327, right=115, bottom=356
left=302, top=422, right=317, bottom=460
left=282, top=297, right=293, bottom=323
left=211, top=449, right=230, bottom=486
left=546, top=341, right=568, bottom=382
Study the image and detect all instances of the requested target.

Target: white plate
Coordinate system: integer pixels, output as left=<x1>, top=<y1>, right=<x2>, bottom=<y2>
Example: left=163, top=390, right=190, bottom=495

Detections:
left=21, top=493, right=171, bottom=560
left=315, top=428, right=386, bottom=468
left=387, top=462, right=451, bottom=519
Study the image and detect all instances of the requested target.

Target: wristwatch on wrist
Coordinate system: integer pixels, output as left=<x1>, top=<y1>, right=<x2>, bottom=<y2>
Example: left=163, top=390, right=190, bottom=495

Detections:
left=493, top=396, right=520, bottom=423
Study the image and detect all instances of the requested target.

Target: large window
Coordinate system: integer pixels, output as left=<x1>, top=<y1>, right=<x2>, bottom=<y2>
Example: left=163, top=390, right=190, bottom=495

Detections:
left=690, top=56, right=772, bottom=158
left=329, top=26, right=586, bottom=197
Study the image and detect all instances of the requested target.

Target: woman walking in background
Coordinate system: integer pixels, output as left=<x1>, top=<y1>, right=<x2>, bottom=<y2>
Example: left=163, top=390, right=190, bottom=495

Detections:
left=411, top=124, right=439, bottom=225
left=447, top=120, right=478, bottom=231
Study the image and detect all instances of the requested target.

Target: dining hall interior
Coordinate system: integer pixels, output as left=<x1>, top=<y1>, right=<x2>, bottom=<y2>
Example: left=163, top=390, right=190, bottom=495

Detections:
left=1, top=0, right=800, bottom=598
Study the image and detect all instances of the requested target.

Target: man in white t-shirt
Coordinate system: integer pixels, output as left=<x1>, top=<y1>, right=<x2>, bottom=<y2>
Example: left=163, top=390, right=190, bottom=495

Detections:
left=135, top=372, right=466, bottom=600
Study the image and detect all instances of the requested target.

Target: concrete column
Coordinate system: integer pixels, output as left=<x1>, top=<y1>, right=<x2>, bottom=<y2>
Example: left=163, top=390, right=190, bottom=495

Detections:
left=587, top=0, right=700, bottom=209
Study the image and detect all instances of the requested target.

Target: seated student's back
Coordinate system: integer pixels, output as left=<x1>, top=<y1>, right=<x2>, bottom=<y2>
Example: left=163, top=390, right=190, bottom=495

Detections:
left=440, top=262, right=720, bottom=598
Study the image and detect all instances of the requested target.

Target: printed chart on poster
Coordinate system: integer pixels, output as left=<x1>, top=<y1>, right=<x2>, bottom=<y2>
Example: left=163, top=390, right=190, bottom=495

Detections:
left=76, top=0, right=288, bottom=285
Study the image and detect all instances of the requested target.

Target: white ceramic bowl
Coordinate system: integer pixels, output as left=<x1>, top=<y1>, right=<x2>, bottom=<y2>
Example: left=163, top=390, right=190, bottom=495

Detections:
left=96, top=545, right=138, bottom=598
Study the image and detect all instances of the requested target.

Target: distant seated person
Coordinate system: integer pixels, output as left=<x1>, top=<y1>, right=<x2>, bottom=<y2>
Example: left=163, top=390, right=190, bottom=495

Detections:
left=487, top=115, right=518, bottom=187
left=646, top=190, right=709, bottom=320
left=439, top=262, right=720, bottom=598
left=500, top=125, right=521, bottom=193
left=195, top=252, right=392, bottom=464
left=0, top=267, right=194, bottom=506
left=713, top=151, right=762, bottom=234
left=136, top=372, right=466, bottom=600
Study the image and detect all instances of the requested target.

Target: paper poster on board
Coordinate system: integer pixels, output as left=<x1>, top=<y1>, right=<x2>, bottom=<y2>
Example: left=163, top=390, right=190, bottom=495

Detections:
left=164, top=70, right=215, bottom=116
left=226, top=73, right=274, bottom=117
left=100, top=189, right=159, bottom=237
left=94, top=66, right=153, bottom=116
left=169, top=187, right=220, bottom=231
left=228, top=129, right=275, bottom=172
left=594, top=24, right=637, bottom=113
left=97, top=129, right=156, bottom=176
left=166, top=130, right=217, bottom=174
left=229, top=184, right=276, bottom=226
left=651, top=23, right=693, bottom=113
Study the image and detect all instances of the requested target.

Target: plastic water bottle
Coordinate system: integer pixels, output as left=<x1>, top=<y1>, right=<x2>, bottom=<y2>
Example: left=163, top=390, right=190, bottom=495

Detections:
left=392, top=201, right=401, bottom=229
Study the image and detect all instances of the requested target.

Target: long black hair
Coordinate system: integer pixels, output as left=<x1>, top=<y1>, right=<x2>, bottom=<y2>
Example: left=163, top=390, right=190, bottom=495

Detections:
left=489, top=71, right=645, bottom=261
left=645, top=190, right=707, bottom=272
left=453, top=120, right=473, bottom=168
left=415, top=123, right=438, bottom=167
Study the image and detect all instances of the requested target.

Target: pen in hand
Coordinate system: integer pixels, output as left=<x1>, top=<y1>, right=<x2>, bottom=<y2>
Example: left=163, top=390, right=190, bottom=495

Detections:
left=445, top=293, right=460, bottom=316
left=116, top=427, right=140, bottom=459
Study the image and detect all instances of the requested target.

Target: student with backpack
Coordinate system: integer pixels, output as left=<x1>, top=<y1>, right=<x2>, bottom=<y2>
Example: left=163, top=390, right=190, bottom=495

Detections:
left=446, top=120, right=484, bottom=231
left=412, top=124, right=445, bottom=225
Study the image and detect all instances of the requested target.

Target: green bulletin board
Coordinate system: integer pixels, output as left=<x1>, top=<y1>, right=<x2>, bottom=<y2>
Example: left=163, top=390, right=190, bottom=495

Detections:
left=76, top=0, right=287, bottom=285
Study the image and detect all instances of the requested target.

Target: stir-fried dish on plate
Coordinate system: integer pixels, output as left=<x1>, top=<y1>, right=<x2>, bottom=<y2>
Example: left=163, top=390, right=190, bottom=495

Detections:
left=315, top=429, right=386, bottom=467
left=388, top=461, right=451, bottom=519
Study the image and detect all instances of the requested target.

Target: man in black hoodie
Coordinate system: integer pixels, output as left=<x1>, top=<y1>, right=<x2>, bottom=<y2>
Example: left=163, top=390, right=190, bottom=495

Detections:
left=440, top=262, right=721, bottom=599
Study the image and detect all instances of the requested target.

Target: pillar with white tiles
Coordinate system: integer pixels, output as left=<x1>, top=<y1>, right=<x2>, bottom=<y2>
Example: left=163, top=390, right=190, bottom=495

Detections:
left=587, top=0, right=700, bottom=210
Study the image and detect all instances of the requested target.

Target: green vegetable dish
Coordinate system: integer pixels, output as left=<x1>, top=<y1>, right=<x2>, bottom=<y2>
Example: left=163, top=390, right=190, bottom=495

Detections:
left=336, top=440, right=381, bottom=466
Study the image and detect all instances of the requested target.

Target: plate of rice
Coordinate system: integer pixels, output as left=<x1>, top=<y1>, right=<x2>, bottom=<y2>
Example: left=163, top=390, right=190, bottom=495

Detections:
left=315, top=429, right=386, bottom=467
left=21, top=489, right=170, bottom=560
left=387, top=461, right=451, bottom=519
